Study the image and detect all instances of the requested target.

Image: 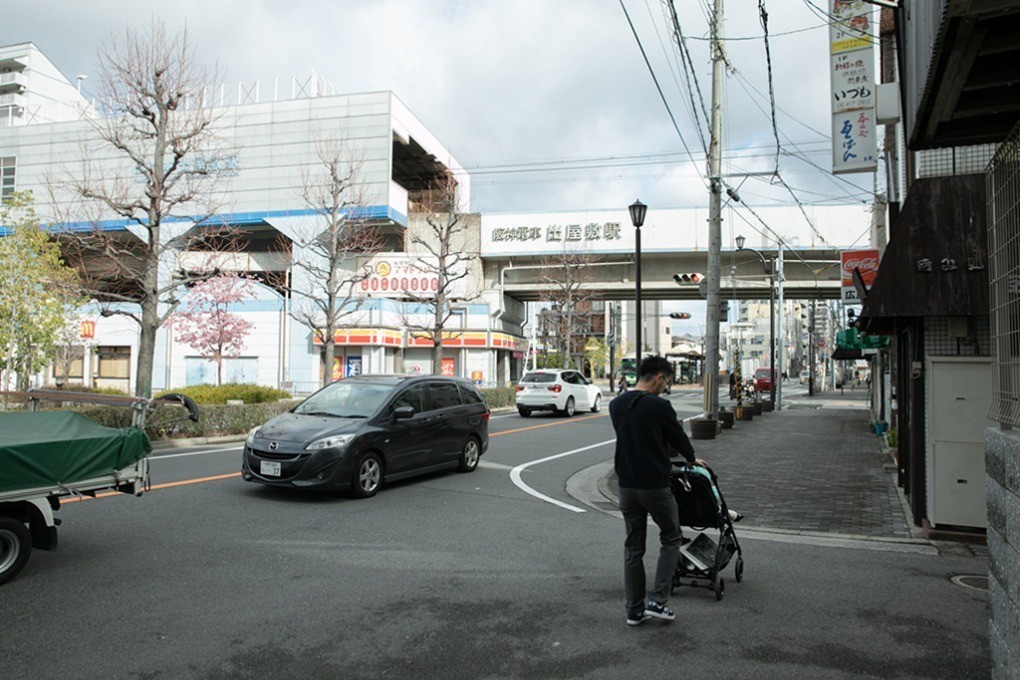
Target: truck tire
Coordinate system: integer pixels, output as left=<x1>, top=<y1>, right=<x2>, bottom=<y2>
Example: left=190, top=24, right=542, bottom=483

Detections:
left=0, top=516, right=32, bottom=586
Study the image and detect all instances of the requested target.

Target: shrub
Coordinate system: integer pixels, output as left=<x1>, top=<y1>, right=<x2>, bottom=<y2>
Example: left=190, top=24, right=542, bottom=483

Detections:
left=481, top=386, right=516, bottom=409
left=155, top=383, right=291, bottom=405
left=886, top=428, right=898, bottom=448
left=71, top=400, right=297, bottom=439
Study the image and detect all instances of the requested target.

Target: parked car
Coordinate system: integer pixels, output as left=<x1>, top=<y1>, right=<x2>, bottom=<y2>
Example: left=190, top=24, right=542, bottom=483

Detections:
left=515, top=369, right=602, bottom=417
left=799, top=370, right=811, bottom=384
left=754, top=367, right=774, bottom=394
left=242, top=375, right=489, bottom=498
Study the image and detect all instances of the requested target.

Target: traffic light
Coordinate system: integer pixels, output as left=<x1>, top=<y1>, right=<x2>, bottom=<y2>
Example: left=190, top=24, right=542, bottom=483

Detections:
left=669, top=312, right=692, bottom=319
left=673, top=272, right=704, bottom=285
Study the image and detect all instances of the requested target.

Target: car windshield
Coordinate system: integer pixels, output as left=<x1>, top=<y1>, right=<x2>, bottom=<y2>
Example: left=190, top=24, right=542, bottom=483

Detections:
left=755, top=369, right=770, bottom=378
left=293, top=381, right=396, bottom=418
left=521, top=373, right=557, bottom=383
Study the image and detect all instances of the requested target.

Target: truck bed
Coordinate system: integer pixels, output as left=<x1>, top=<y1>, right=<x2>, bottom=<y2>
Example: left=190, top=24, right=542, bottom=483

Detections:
left=0, top=411, right=152, bottom=500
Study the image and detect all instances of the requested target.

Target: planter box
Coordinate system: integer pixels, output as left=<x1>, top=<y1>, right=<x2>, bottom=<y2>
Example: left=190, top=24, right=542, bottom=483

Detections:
left=752, top=401, right=763, bottom=416
left=736, top=406, right=753, bottom=421
left=690, top=418, right=718, bottom=440
left=761, top=400, right=774, bottom=412
left=718, top=411, right=735, bottom=429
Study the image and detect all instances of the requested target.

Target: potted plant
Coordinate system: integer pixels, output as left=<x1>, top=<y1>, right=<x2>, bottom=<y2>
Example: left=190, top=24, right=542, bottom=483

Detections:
left=718, top=407, right=735, bottom=429
left=690, top=417, right=718, bottom=440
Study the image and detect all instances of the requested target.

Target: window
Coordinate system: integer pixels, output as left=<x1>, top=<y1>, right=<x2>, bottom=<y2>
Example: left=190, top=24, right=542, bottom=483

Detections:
left=429, top=381, right=463, bottom=409
left=459, top=384, right=483, bottom=405
left=0, top=157, right=14, bottom=202
left=392, top=384, right=431, bottom=413
left=97, top=346, right=131, bottom=379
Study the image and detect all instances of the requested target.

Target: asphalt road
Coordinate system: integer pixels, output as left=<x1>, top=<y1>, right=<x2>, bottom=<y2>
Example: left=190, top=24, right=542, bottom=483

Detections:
left=0, top=388, right=989, bottom=679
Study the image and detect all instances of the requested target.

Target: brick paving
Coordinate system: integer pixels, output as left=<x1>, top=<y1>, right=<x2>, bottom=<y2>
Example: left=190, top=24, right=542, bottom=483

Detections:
left=605, top=388, right=914, bottom=538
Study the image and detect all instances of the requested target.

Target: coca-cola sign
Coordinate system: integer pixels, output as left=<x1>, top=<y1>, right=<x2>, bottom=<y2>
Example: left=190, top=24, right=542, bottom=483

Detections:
left=841, top=249, right=879, bottom=302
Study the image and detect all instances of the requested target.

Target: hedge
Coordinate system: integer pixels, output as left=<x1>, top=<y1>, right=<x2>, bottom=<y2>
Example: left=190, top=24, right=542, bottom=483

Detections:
left=70, top=400, right=298, bottom=440
left=154, top=383, right=291, bottom=405
left=13, top=383, right=516, bottom=442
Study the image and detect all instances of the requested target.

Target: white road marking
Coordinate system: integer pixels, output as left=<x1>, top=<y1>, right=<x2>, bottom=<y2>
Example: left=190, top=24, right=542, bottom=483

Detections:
left=509, top=439, right=615, bottom=513
left=152, top=445, right=244, bottom=459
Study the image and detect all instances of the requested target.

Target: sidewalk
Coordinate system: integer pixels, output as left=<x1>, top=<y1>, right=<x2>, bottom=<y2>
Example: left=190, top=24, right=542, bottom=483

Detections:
left=603, top=388, right=918, bottom=540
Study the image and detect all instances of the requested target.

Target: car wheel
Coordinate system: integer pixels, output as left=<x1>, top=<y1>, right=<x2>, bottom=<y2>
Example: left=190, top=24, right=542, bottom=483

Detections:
left=350, top=452, right=383, bottom=498
left=458, top=436, right=481, bottom=472
left=0, top=516, right=32, bottom=586
left=561, top=396, right=575, bottom=417
left=590, top=394, right=602, bottom=413
left=518, top=407, right=531, bottom=417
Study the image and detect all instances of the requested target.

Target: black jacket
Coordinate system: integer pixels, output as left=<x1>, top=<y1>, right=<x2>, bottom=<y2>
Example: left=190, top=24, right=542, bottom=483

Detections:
left=609, top=391, right=695, bottom=489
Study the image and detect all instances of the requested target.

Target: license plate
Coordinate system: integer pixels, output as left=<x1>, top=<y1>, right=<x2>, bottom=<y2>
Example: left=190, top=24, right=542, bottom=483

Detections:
left=260, top=460, right=281, bottom=477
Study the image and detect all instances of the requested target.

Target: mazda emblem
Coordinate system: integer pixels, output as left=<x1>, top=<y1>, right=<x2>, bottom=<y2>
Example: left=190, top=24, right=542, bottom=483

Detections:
left=269, top=442, right=279, bottom=451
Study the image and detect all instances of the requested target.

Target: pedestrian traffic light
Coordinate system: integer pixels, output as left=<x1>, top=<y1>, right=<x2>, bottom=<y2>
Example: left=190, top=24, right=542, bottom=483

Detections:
left=669, top=312, right=692, bottom=319
left=673, top=272, right=704, bottom=285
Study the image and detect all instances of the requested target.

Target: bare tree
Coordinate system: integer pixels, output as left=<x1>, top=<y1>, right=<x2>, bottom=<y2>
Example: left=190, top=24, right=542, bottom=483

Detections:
left=276, top=138, right=381, bottom=388
left=49, top=21, right=236, bottom=397
left=538, top=250, right=600, bottom=369
left=402, top=172, right=478, bottom=373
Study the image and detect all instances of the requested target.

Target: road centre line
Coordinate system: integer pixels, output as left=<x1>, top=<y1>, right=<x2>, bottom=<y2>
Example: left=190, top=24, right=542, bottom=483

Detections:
left=509, top=439, right=616, bottom=513
left=62, top=472, right=242, bottom=503
left=491, top=413, right=604, bottom=437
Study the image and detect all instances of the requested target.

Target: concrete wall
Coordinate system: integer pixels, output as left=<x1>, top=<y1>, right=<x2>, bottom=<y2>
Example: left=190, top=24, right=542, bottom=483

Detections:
left=986, top=428, right=1020, bottom=677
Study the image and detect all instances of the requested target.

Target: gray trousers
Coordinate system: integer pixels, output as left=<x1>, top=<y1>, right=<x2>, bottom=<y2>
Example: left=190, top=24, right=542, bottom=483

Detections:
left=619, top=486, right=683, bottom=616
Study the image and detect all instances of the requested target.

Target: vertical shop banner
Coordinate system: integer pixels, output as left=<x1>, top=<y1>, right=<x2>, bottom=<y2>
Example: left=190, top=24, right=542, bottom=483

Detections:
left=346, top=355, right=362, bottom=377
left=331, top=357, right=342, bottom=381
left=829, top=0, right=876, bottom=175
left=440, top=357, right=455, bottom=377
left=841, top=249, right=879, bottom=302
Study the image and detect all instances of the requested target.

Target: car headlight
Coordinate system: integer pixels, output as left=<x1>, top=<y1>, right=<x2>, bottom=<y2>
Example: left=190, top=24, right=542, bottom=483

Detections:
left=305, top=434, right=356, bottom=451
left=246, top=426, right=262, bottom=445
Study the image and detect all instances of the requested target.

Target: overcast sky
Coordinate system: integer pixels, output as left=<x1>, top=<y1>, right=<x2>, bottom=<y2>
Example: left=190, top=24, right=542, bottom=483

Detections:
left=2, top=0, right=877, bottom=332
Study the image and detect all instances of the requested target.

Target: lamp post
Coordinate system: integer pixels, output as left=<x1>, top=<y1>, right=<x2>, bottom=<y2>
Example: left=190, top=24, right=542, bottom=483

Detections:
left=736, top=235, right=776, bottom=407
left=629, top=200, right=647, bottom=367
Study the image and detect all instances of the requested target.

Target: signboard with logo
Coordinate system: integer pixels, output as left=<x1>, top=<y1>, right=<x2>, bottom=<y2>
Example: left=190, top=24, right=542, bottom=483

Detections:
left=440, top=357, right=455, bottom=377
left=356, top=254, right=467, bottom=299
left=80, top=320, right=96, bottom=340
left=829, top=0, right=876, bottom=175
left=841, top=249, right=879, bottom=302
left=346, top=355, right=362, bottom=377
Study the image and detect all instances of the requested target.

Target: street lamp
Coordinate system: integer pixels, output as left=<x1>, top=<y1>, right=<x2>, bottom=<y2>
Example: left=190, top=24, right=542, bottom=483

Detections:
left=629, top=200, right=647, bottom=367
left=736, top=235, right=776, bottom=407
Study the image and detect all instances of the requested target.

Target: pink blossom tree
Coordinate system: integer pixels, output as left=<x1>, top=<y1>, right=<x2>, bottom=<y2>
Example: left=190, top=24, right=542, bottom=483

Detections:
left=173, top=273, right=256, bottom=385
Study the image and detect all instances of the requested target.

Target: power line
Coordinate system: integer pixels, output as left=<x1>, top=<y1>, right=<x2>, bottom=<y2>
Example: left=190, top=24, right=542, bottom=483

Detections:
left=619, top=0, right=708, bottom=189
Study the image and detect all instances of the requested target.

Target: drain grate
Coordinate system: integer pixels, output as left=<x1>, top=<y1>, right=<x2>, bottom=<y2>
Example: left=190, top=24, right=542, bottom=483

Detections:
left=951, top=574, right=989, bottom=592
left=969, top=545, right=989, bottom=558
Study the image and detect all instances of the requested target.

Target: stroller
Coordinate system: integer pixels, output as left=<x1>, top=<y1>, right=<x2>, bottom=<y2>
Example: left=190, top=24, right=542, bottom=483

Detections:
left=670, top=463, right=744, bottom=600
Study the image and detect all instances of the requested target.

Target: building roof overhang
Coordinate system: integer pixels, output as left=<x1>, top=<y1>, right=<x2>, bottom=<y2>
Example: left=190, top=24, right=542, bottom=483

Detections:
left=859, top=174, right=989, bottom=334
left=905, top=1, right=1020, bottom=148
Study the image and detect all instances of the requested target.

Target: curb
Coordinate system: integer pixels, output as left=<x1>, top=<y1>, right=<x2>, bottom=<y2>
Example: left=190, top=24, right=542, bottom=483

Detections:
left=151, top=434, right=247, bottom=450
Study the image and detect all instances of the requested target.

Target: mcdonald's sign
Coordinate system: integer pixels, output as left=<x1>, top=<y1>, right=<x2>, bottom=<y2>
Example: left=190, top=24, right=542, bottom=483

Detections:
left=80, top=320, right=96, bottom=340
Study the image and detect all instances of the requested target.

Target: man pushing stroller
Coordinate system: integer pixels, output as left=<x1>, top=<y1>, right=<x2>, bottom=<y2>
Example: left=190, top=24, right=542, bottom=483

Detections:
left=610, top=356, right=706, bottom=626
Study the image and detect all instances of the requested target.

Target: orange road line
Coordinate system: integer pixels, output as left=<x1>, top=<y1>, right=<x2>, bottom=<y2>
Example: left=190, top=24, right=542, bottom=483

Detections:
left=62, top=472, right=242, bottom=503
left=63, top=417, right=607, bottom=502
left=491, top=413, right=606, bottom=437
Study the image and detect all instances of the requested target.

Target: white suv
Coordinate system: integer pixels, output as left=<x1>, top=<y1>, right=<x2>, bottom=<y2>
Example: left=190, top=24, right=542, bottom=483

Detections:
left=515, top=369, right=603, bottom=417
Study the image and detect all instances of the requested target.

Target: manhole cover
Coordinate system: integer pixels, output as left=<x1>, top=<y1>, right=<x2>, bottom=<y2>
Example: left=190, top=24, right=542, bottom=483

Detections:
left=951, top=575, right=989, bottom=592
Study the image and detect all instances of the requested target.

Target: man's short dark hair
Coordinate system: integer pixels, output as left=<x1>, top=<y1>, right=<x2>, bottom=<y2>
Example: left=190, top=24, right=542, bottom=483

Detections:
left=638, top=355, right=672, bottom=380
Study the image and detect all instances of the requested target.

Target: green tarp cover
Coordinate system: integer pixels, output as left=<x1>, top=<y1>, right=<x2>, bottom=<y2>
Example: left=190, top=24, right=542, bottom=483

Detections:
left=0, top=411, right=151, bottom=494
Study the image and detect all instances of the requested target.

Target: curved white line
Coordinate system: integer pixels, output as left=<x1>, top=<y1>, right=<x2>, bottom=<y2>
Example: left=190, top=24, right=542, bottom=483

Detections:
left=510, top=439, right=616, bottom=513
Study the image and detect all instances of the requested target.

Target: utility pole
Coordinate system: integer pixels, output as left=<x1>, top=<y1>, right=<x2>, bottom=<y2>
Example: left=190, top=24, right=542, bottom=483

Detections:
left=808, top=302, right=816, bottom=397
left=704, top=0, right=725, bottom=422
left=776, top=247, right=785, bottom=410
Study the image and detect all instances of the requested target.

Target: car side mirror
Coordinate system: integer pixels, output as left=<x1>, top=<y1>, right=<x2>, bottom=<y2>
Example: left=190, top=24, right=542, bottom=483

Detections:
left=393, top=405, right=415, bottom=420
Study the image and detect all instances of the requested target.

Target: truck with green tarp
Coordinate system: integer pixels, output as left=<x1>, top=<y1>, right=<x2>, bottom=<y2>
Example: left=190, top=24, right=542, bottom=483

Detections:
left=0, top=411, right=152, bottom=585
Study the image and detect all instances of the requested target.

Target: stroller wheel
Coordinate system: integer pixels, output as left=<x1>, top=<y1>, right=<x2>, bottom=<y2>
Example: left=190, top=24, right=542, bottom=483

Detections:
left=735, top=557, right=744, bottom=583
left=714, top=577, right=725, bottom=601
